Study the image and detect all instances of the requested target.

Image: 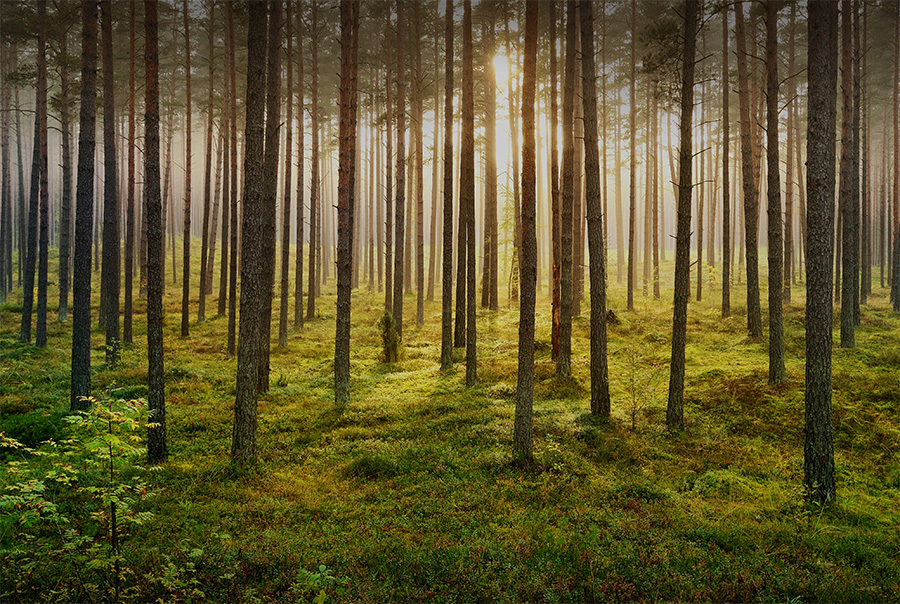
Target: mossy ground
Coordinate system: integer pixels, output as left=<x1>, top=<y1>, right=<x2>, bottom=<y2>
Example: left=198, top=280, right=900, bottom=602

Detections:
left=2, top=247, right=899, bottom=602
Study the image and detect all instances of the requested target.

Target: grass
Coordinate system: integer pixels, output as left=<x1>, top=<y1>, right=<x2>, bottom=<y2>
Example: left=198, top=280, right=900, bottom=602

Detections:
left=2, top=246, right=899, bottom=602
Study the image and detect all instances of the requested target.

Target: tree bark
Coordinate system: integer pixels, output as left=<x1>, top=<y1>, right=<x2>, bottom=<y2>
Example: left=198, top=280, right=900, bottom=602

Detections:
left=279, top=0, right=294, bottom=348
left=667, top=0, right=698, bottom=430
left=226, top=0, right=239, bottom=354
left=805, top=0, right=838, bottom=504
left=58, top=24, right=73, bottom=321
left=462, top=0, right=477, bottom=386
left=766, top=0, right=785, bottom=383
left=393, top=0, right=407, bottom=340
left=308, top=0, right=320, bottom=320
left=415, top=1, right=425, bottom=326
left=441, top=0, right=454, bottom=370
left=722, top=4, right=731, bottom=317
left=199, top=0, right=216, bottom=324
left=626, top=0, right=637, bottom=311
left=558, top=0, right=576, bottom=379
left=514, top=0, right=538, bottom=464
left=550, top=2, right=561, bottom=359
left=181, top=0, right=192, bottom=338
left=839, top=0, right=855, bottom=346
left=145, top=0, right=167, bottom=464
left=295, top=0, right=306, bottom=329
left=34, top=0, right=50, bottom=348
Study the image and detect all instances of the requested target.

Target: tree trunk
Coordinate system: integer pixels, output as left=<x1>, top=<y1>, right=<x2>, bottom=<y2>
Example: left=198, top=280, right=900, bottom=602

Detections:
left=483, top=16, right=498, bottom=312
left=19, top=110, right=39, bottom=344
left=34, top=0, right=50, bottom=348
left=805, top=0, right=838, bottom=505
left=145, top=0, right=167, bottom=464
left=735, top=1, right=763, bottom=337
left=839, top=1, right=855, bottom=346
left=232, top=0, right=268, bottom=466
left=558, top=0, right=575, bottom=379
left=722, top=3, right=731, bottom=317
left=226, top=0, right=239, bottom=355
left=258, top=0, right=282, bottom=393
left=415, top=1, right=425, bottom=326
left=766, top=0, right=785, bottom=383
left=122, top=2, right=135, bottom=340
left=392, top=0, right=407, bottom=339
left=514, top=0, right=538, bottom=464
left=550, top=2, right=561, bottom=360
left=666, top=0, right=698, bottom=430
left=507, top=19, right=521, bottom=305
left=783, top=3, right=795, bottom=304
left=279, top=0, right=294, bottom=348
left=307, top=0, right=320, bottom=321
left=181, top=0, right=192, bottom=338
left=441, top=0, right=454, bottom=370
left=58, top=25, right=73, bottom=322
left=199, top=0, right=216, bottom=324
left=626, top=0, right=637, bottom=311
left=462, top=0, right=476, bottom=386
left=384, top=5, right=394, bottom=315
left=71, top=0, right=98, bottom=410
left=335, top=0, right=360, bottom=404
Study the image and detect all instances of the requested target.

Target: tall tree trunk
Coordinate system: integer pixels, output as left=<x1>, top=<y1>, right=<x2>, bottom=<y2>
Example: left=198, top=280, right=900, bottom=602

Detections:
left=336, top=0, right=361, bottom=404
left=123, top=1, right=135, bottom=340
left=100, top=0, right=119, bottom=360
left=626, top=0, right=637, bottom=311
left=860, top=4, right=869, bottom=304
left=181, top=0, right=192, bottom=337
left=805, top=0, right=837, bottom=505
left=462, top=0, right=477, bottom=386
left=558, top=0, right=575, bottom=379
left=550, top=2, right=560, bottom=359
left=71, top=0, right=98, bottom=409
left=893, top=2, right=900, bottom=311
left=58, top=26, right=73, bottom=321
left=839, top=1, right=855, bottom=346
left=392, top=0, right=407, bottom=339
left=441, top=0, right=454, bottom=370
left=722, top=3, right=731, bottom=316
left=483, top=16, right=498, bottom=312
left=226, top=0, right=239, bottom=355
left=667, top=0, right=698, bottom=430
left=735, top=1, right=763, bottom=337
left=507, top=19, right=521, bottom=305
left=766, top=0, right=785, bottom=383
left=783, top=3, right=795, bottom=304
left=19, top=111, right=39, bottom=343
left=34, top=0, right=50, bottom=348
left=580, top=0, right=610, bottom=415
left=199, top=1, right=216, bottom=323
left=851, top=0, right=861, bottom=325
left=145, top=0, right=167, bottom=464
left=651, top=80, right=660, bottom=300
left=232, top=0, right=268, bottom=466
left=279, top=0, right=294, bottom=348
left=0, top=38, right=9, bottom=303
left=384, top=6, right=394, bottom=314
left=415, top=0, right=425, bottom=326
left=514, top=0, right=538, bottom=464
left=294, top=0, right=305, bottom=329
left=308, top=0, right=320, bottom=320
left=258, top=0, right=282, bottom=393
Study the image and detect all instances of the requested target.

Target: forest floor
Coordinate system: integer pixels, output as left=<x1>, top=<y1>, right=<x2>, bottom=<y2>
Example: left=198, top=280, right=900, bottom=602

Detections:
left=2, top=248, right=899, bottom=603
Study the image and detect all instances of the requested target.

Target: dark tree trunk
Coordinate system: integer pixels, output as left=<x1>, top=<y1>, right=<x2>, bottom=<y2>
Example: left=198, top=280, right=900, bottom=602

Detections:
left=258, top=0, right=282, bottom=393
left=100, top=0, right=120, bottom=362
left=181, top=0, right=192, bottom=338
left=783, top=3, right=795, bottom=304
left=666, top=0, right=698, bottom=430
left=550, top=2, right=560, bottom=360
left=580, top=0, right=610, bottom=416
left=226, top=0, right=239, bottom=355
left=415, top=1, right=425, bottom=326
left=294, top=0, right=305, bottom=329
left=851, top=0, right=861, bottom=324
left=58, top=25, right=73, bottom=321
left=335, top=0, right=361, bottom=404
left=839, top=1, right=855, bottom=346
left=19, top=110, right=39, bottom=344
left=766, top=0, right=785, bottom=383
left=71, top=0, right=98, bottom=410
left=483, top=16, right=498, bottom=312
left=279, top=0, right=294, bottom=348
left=427, top=31, right=440, bottom=303
left=722, top=4, right=731, bottom=317
left=514, top=0, right=538, bottom=464
left=199, top=1, right=216, bottom=324
left=384, top=5, right=394, bottom=315
left=145, top=0, right=167, bottom=464
left=893, top=3, right=900, bottom=312
left=392, top=0, right=407, bottom=339
left=34, top=0, right=49, bottom=348
left=558, top=0, right=575, bottom=379
left=735, top=1, right=763, bottom=338
left=0, top=40, right=9, bottom=304
left=626, top=0, right=637, bottom=311
left=123, top=1, right=135, bottom=341
left=507, top=19, right=521, bottom=305
left=462, top=0, right=477, bottom=386
left=441, top=0, right=454, bottom=370
left=307, top=0, right=320, bottom=321
left=805, top=0, right=838, bottom=505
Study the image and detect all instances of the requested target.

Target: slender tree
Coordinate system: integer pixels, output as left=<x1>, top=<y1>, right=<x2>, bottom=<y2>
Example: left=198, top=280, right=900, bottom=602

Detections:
left=514, top=0, right=538, bottom=464
left=415, top=0, right=425, bottom=326
left=626, top=0, right=637, bottom=311
left=100, top=0, right=119, bottom=362
left=440, top=0, right=454, bottom=370
left=667, top=0, right=699, bottom=430
left=805, top=0, right=838, bottom=504
left=71, top=0, right=99, bottom=410
left=392, top=0, right=407, bottom=339
left=462, top=0, right=477, bottom=386
left=279, top=0, right=294, bottom=348
left=550, top=1, right=561, bottom=359
left=721, top=4, right=731, bottom=317
left=482, top=12, right=499, bottom=312
left=19, top=111, right=39, bottom=343
left=294, top=0, right=306, bottom=329
left=839, top=0, right=856, bottom=346
left=307, top=0, right=320, bottom=320
left=199, top=0, right=216, bottom=324
left=58, top=22, right=73, bottom=322
left=766, top=0, right=785, bottom=382
left=336, top=0, right=361, bottom=404
left=226, top=0, right=239, bottom=355
left=558, top=0, right=576, bottom=379
left=34, top=0, right=50, bottom=348
left=181, top=0, right=192, bottom=337
left=145, top=0, right=167, bottom=464
left=232, top=0, right=268, bottom=466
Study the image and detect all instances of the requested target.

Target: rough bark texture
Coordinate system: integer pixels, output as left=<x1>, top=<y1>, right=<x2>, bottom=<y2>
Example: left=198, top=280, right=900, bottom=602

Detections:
left=735, top=1, right=763, bottom=338
left=279, top=0, right=294, bottom=348
left=100, top=0, right=119, bottom=362
left=308, top=1, right=320, bottom=320
left=514, top=0, right=538, bottom=464
left=124, top=1, right=135, bottom=340
left=145, top=0, right=167, bottom=464
left=199, top=1, right=216, bottom=324
left=180, top=0, right=192, bottom=338
left=415, top=1, right=425, bottom=326
left=462, top=0, right=477, bottom=387
left=440, top=0, right=454, bottom=370
left=392, top=0, right=407, bottom=339
left=722, top=4, right=731, bottom=317
left=667, top=0, right=698, bottom=430
left=294, top=0, right=305, bottom=329
left=580, top=0, right=610, bottom=416
left=335, top=0, right=360, bottom=404
left=19, top=108, right=39, bottom=344
left=71, top=0, right=98, bottom=410
left=483, top=15, right=499, bottom=312
left=805, top=0, right=837, bottom=504
left=558, top=0, right=576, bottom=379
left=766, top=0, right=785, bottom=383
left=550, top=1, right=561, bottom=359
left=839, top=0, right=856, bottom=347
left=232, top=1, right=268, bottom=466
left=626, top=0, right=637, bottom=311
left=58, top=25, right=73, bottom=321
left=226, top=0, right=239, bottom=356
left=34, top=0, right=50, bottom=348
